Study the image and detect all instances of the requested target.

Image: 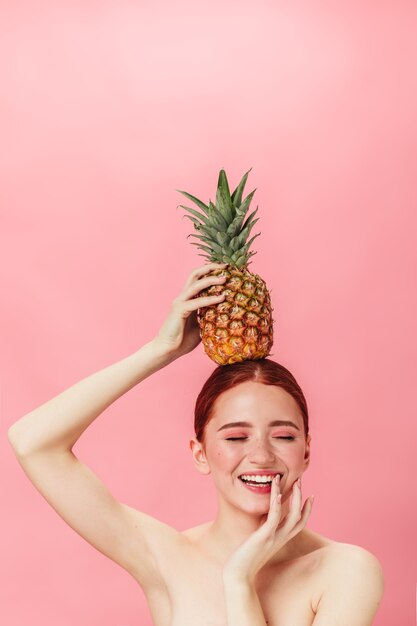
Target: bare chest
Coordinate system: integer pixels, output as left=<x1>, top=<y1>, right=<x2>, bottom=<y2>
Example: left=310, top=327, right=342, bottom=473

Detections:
left=141, top=548, right=321, bottom=626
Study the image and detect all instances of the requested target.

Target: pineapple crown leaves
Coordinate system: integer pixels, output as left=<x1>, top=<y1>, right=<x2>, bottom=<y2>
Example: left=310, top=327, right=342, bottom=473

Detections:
left=176, top=168, right=261, bottom=269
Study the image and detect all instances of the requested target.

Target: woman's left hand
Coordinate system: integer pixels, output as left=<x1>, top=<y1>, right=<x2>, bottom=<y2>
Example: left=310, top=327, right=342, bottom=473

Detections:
left=222, top=476, right=314, bottom=586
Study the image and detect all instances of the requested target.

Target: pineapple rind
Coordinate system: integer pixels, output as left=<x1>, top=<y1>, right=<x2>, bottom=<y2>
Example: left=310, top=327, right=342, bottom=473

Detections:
left=196, top=267, right=274, bottom=366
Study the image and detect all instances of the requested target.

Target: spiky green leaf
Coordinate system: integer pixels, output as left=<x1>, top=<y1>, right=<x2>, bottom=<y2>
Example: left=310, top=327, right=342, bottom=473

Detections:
left=218, top=169, right=232, bottom=207
left=208, top=201, right=229, bottom=230
left=183, top=215, right=204, bottom=230
left=225, top=192, right=255, bottom=238
left=198, top=223, right=224, bottom=241
left=180, top=205, right=209, bottom=225
left=216, top=231, right=230, bottom=247
left=226, top=211, right=247, bottom=238
left=190, top=243, right=216, bottom=254
left=179, top=169, right=263, bottom=268
left=231, top=167, right=252, bottom=208
left=239, top=232, right=261, bottom=256
left=229, top=235, right=241, bottom=252
left=238, top=188, right=257, bottom=216
left=198, top=237, right=224, bottom=254
left=176, top=190, right=209, bottom=215
left=187, top=233, right=215, bottom=244
left=234, top=254, right=247, bottom=268
left=237, top=218, right=260, bottom=247
left=240, top=207, right=259, bottom=232
left=216, top=186, right=234, bottom=223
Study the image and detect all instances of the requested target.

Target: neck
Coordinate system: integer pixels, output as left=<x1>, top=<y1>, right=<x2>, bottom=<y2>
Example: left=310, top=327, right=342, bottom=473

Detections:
left=205, top=495, right=305, bottom=567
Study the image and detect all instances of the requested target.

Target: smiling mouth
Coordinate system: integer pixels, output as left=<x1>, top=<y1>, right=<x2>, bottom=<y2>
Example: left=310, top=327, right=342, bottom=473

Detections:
left=238, top=474, right=283, bottom=487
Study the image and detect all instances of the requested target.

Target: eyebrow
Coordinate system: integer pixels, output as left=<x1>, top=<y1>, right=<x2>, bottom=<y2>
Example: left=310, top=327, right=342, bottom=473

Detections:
left=217, top=420, right=300, bottom=432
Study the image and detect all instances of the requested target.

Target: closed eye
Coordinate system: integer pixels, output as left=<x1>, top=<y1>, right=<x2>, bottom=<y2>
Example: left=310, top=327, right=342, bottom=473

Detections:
left=226, top=437, right=295, bottom=441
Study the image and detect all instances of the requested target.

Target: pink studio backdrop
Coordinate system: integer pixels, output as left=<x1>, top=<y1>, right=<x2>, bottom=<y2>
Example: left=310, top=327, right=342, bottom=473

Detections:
left=1, top=2, right=416, bottom=625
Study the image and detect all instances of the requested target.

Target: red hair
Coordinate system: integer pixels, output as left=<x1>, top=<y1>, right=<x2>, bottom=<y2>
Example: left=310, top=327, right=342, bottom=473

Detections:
left=194, top=358, right=309, bottom=444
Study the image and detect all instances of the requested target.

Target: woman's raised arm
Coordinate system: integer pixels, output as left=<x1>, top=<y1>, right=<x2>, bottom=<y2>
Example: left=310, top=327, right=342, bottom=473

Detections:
left=7, top=262, right=227, bottom=456
left=6, top=264, right=228, bottom=590
left=8, top=340, right=174, bottom=456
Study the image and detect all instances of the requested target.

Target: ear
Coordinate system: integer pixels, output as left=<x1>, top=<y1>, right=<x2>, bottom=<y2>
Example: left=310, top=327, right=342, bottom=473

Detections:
left=303, top=434, right=311, bottom=471
left=189, top=438, right=211, bottom=476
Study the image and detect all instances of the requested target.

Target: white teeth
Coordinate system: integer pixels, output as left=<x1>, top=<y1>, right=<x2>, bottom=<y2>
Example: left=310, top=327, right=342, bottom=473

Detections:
left=240, top=474, right=278, bottom=483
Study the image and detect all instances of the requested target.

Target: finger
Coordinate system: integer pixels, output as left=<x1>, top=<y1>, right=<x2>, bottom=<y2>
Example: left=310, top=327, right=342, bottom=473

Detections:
left=180, top=292, right=226, bottom=314
left=183, top=263, right=228, bottom=289
left=282, top=479, right=303, bottom=531
left=288, top=496, right=314, bottom=538
left=180, top=274, right=227, bottom=301
left=276, top=474, right=281, bottom=495
left=265, top=475, right=282, bottom=528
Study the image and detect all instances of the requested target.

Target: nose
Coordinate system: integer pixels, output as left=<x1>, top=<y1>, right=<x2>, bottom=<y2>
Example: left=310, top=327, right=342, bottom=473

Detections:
left=246, top=437, right=276, bottom=464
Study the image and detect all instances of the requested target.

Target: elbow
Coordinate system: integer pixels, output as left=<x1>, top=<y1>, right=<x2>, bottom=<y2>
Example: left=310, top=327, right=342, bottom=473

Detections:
left=8, top=421, right=72, bottom=457
left=7, top=422, right=31, bottom=457
left=8, top=424, right=22, bottom=454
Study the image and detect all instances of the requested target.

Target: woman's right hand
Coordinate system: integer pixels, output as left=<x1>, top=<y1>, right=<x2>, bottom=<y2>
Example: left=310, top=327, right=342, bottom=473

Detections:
left=154, top=262, right=228, bottom=359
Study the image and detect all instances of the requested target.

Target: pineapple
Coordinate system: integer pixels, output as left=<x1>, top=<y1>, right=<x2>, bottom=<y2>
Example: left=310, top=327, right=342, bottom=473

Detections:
left=177, top=168, right=274, bottom=365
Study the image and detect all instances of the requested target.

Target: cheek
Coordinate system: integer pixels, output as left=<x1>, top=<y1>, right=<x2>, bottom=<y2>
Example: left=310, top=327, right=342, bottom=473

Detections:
left=209, top=443, right=242, bottom=471
left=264, top=438, right=305, bottom=464
left=282, top=442, right=307, bottom=469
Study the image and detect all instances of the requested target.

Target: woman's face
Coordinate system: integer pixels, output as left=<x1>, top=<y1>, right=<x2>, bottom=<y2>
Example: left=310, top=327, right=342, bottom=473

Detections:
left=191, top=381, right=311, bottom=514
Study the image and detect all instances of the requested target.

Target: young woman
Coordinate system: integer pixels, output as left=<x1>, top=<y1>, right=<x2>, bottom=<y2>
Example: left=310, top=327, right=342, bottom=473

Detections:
left=8, top=263, right=384, bottom=626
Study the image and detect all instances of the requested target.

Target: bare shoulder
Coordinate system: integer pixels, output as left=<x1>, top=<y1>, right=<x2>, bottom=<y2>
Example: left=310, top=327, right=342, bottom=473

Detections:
left=311, top=539, right=385, bottom=625
left=321, top=540, right=384, bottom=582
left=303, top=529, right=383, bottom=569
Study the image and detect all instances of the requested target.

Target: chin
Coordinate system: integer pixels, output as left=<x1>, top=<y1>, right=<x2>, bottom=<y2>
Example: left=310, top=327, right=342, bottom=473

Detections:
left=238, top=497, right=271, bottom=514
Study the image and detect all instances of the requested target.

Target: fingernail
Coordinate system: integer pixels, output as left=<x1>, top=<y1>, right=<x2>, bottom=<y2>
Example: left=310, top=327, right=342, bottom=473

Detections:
left=297, top=478, right=301, bottom=487
left=310, top=495, right=315, bottom=504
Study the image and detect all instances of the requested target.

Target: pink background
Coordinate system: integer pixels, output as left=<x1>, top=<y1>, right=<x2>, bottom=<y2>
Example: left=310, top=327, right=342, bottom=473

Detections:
left=1, top=2, right=416, bottom=625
